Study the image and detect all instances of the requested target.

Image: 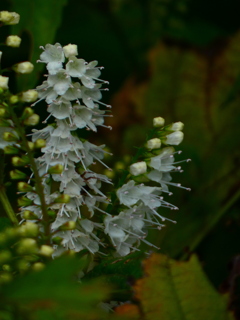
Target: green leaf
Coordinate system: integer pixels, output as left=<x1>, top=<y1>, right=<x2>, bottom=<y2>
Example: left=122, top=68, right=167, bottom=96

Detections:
left=11, top=0, right=68, bottom=91
left=3, top=256, right=110, bottom=319
left=116, top=253, right=235, bottom=320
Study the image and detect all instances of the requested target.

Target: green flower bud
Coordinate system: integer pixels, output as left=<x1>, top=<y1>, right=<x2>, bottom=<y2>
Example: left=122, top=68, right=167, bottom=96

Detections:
left=18, top=222, right=39, bottom=237
left=0, top=250, right=12, bottom=264
left=22, top=107, right=34, bottom=119
left=52, top=236, right=63, bottom=245
left=32, top=262, right=45, bottom=271
left=17, top=259, right=29, bottom=272
left=17, top=238, right=38, bottom=255
left=48, top=164, right=64, bottom=174
left=21, top=90, right=38, bottom=103
left=54, top=194, right=70, bottom=204
left=24, top=114, right=40, bottom=126
left=12, top=155, right=29, bottom=166
left=17, top=182, right=33, bottom=192
left=0, top=108, right=8, bottom=118
left=9, top=95, right=19, bottom=104
left=10, top=169, right=27, bottom=180
left=59, top=221, right=76, bottom=231
left=17, top=196, right=33, bottom=207
left=47, top=210, right=56, bottom=218
left=3, top=132, right=18, bottom=142
left=4, top=145, right=19, bottom=154
left=0, top=272, right=12, bottom=283
left=0, top=119, right=12, bottom=127
left=39, top=245, right=54, bottom=257
left=27, top=141, right=35, bottom=150
left=2, top=264, right=12, bottom=272
left=22, top=210, right=38, bottom=220
left=34, top=138, right=46, bottom=149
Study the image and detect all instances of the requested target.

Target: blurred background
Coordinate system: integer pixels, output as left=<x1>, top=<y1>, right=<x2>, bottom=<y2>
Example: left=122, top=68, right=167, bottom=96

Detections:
left=1, top=0, right=240, bottom=309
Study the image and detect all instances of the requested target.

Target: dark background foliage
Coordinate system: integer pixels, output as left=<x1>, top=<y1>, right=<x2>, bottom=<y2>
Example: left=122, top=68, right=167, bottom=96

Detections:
left=1, top=0, right=240, bottom=318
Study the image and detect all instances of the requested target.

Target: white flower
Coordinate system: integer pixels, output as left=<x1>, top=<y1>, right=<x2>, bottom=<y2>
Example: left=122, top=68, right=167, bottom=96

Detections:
left=129, top=161, right=147, bottom=176
left=39, top=43, right=65, bottom=75
left=153, top=117, right=165, bottom=127
left=66, top=57, right=86, bottom=78
left=148, top=147, right=175, bottom=171
left=165, top=131, right=184, bottom=145
left=47, top=69, right=72, bottom=95
left=147, top=138, right=161, bottom=150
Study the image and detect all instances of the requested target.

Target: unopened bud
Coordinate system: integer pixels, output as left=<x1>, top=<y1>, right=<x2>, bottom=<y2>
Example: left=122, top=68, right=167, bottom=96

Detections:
left=54, top=194, right=70, bottom=204
left=166, top=122, right=184, bottom=131
left=12, top=155, right=29, bottom=166
left=22, top=210, right=38, bottom=220
left=27, top=141, right=35, bottom=150
left=10, top=169, right=27, bottom=180
left=0, top=75, right=9, bottom=90
left=39, top=245, right=54, bottom=257
left=4, top=145, right=19, bottom=154
left=63, top=44, right=78, bottom=58
left=0, top=11, right=20, bottom=25
left=0, top=119, right=12, bottom=127
left=18, top=222, right=39, bottom=237
left=17, top=238, right=38, bottom=255
left=22, top=107, right=34, bottom=119
left=48, top=164, right=64, bottom=174
left=47, top=210, right=56, bottom=218
left=59, top=221, right=76, bottom=230
left=147, top=138, right=161, bottom=150
left=18, top=196, right=33, bottom=206
left=130, top=161, right=147, bottom=176
left=3, top=131, right=18, bottom=142
left=0, top=108, right=8, bottom=117
left=13, top=61, right=34, bottom=74
left=9, top=95, right=19, bottom=104
left=17, top=182, right=33, bottom=192
left=0, top=250, right=12, bottom=264
left=52, top=236, right=63, bottom=245
left=32, top=262, right=45, bottom=271
left=0, top=272, right=12, bottom=283
left=2, top=264, right=12, bottom=272
left=34, top=138, right=46, bottom=149
left=165, top=131, right=184, bottom=145
left=24, top=114, right=39, bottom=126
left=6, top=35, right=21, bottom=47
left=153, top=117, right=165, bottom=127
left=21, top=90, right=38, bottom=103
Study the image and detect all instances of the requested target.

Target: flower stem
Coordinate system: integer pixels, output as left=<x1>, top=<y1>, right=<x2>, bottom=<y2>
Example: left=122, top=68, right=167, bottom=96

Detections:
left=0, top=186, right=18, bottom=225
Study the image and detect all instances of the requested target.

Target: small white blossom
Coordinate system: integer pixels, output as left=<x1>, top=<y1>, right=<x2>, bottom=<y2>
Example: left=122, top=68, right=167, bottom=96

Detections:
left=63, top=44, right=78, bottom=58
left=6, top=35, right=21, bottom=47
left=0, top=75, right=9, bottom=90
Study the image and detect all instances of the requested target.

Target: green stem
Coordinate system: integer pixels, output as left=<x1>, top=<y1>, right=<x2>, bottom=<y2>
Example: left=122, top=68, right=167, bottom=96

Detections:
left=10, top=110, right=51, bottom=243
left=181, top=188, right=240, bottom=260
left=0, top=187, right=18, bottom=225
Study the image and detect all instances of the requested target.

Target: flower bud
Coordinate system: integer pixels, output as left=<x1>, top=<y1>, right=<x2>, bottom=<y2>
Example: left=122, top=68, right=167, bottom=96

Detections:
left=9, top=95, right=19, bottom=104
left=24, top=114, right=40, bottom=126
left=0, top=272, right=12, bottom=283
left=21, top=90, right=38, bottom=103
left=54, top=194, right=70, bottom=204
left=10, top=169, right=27, bottom=180
left=22, top=210, right=38, bottom=220
left=0, top=75, right=9, bottom=90
left=3, top=131, right=18, bottom=142
left=59, top=221, right=76, bottom=230
left=52, top=236, right=63, bottom=245
left=0, top=11, right=20, bottom=25
left=16, top=238, right=38, bottom=255
left=165, top=131, right=184, bottom=145
left=22, top=107, right=34, bottom=119
left=0, top=119, right=12, bottom=127
left=39, top=245, right=54, bottom=257
left=34, top=138, right=46, bottom=149
left=27, top=141, right=35, bottom=150
left=130, top=161, right=147, bottom=176
left=18, top=222, right=39, bottom=237
left=32, top=262, right=45, bottom=271
left=0, top=108, right=8, bottom=118
left=4, top=145, right=19, bottom=154
left=17, top=196, right=33, bottom=207
left=17, top=259, right=29, bottom=272
left=2, top=264, right=12, bottom=272
left=169, top=121, right=184, bottom=131
left=17, top=182, right=33, bottom=192
left=63, top=44, right=78, bottom=58
left=0, top=250, right=12, bottom=264
left=48, top=164, right=64, bottom=174
left=13, top=61, right=34, bottom=74
left=6, top=35, right=21, bottom=47
left=153, top=117, right=165, bottom=127
left=147, top=138, right=161, bottom=150
left=12, top=155, right=29, bottom=166
left=47, top=210, right=56, bottom=218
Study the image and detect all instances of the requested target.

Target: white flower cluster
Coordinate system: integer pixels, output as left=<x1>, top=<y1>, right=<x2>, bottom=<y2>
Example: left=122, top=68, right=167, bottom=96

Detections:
left=20, top=43, right=113, bottom=255
left=104, top=118, right=190, bottom=256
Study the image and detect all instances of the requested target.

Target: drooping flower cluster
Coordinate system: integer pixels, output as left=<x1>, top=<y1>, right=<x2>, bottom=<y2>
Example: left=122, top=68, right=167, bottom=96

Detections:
left=18, top=43, right=190, bottom=257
